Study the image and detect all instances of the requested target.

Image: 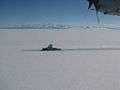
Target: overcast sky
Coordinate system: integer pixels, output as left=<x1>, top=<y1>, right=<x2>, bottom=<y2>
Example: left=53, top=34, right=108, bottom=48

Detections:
left=0, top=0, right=120, bottom=26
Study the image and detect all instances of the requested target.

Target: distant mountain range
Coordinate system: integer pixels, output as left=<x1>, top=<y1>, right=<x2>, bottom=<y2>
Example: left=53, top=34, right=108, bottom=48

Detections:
left=0, top=24, right=72, bottom=29
left=0, top=24, right=120, bottom=31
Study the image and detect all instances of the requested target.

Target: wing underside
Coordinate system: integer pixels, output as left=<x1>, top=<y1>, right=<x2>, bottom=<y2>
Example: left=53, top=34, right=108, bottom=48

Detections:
left=87, top=0, right=120, bottom=16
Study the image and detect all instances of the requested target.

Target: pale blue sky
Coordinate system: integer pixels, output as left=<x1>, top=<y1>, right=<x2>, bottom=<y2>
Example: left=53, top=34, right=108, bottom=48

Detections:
left=0, top=0, right=120, bottom=26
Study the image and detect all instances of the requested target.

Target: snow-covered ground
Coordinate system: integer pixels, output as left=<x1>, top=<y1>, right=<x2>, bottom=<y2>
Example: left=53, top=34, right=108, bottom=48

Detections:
left=0, top=28, right=120, bottom=90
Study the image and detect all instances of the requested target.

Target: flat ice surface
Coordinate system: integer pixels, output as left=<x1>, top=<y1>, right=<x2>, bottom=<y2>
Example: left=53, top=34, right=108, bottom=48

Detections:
left=0, top=29, right=120, bottom=90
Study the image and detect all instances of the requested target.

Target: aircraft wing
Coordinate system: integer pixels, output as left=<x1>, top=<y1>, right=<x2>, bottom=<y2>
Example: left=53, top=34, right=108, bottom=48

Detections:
left=87, top=0, right=120, bottom=16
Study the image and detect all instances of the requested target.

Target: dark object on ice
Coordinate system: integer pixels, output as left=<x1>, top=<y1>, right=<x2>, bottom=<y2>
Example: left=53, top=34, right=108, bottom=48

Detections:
left=41, top=44, right=61, bottom=51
